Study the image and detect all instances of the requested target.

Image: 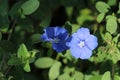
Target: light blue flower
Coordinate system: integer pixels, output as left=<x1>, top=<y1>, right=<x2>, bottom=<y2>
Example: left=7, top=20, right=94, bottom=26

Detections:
left=66, top=28, right=98, bottom=59
left=41, top=27, right=69, bottom=52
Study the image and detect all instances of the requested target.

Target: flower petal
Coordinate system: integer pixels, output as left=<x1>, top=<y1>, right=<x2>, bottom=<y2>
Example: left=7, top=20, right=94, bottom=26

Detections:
left=70, top=46, right=81, bottom=59
left=66, top=33, right=80, bottom=47
left=45, top=27, right=55, bottom=39
left=54, top=27, right=67, bottom=36
left=79, top=46, right=92, bottom=59
left=85, top=35, right=98, bottom=50
left=52, top=42, right=69, bottom=52
left=77, top=28, right=90, bottom=40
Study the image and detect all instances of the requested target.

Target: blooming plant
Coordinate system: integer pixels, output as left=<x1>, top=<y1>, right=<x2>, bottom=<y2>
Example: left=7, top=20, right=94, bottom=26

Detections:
left=67, top=28, right=98, bottom=59
left=41, top=27, right=69, bottom=52
left=0, top=0, right=120, bottom=80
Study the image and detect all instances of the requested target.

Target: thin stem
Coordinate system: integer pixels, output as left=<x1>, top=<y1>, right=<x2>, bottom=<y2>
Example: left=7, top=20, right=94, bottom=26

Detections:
left=56, top=53, right=61, bottom=61
left=111, top=63, right=115, bottom=80
left=0, top=54, right=6, bottom=71
left=7, top=19, right=17, bottom=41
left=4, top=66, right=13, bottom=76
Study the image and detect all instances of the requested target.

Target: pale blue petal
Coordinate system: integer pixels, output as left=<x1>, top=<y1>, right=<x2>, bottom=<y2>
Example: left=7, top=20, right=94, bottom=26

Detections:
left=85, top=35, right=98, bottom=50
left=79, top=46, right=92, bottom=59
left=76, top=28, right=90, bottom=40
left=70, top=46, right=81, bottom=59
left=66, top=33, right=80, bottom=47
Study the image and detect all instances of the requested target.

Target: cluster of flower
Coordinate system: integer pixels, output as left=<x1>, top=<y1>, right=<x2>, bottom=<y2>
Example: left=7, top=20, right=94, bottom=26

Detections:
left=41, top=27, right=98, bottom=59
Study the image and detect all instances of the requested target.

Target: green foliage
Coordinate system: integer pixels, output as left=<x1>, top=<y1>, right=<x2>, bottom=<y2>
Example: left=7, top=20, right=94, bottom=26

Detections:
left=95, top=1, right=110, bottom=13
left=106, top=15, right=117, bottom=34
left=101, top=71, right=111, bottom=80
left=0, top=0, right=120, bottom=80
left=21, top=0, right=40, bottom=15
left=17, top=44, right=30, bottom=59
left=34, top=57, right=55, bottom=68
left=49, top=61, right=61, bottom=80
left=97, top=13, right=105, bottom=23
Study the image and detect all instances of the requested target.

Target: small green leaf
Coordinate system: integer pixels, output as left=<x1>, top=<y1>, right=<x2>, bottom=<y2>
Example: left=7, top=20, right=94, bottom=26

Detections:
left=21, top=0, right=40, bottom=15
left=89, top=75, right=101, bottom=80
left=117, top=3, right=120, bottom=13
left=7, top=57, right=22, bottom=65
left=17, top=44, right=30, bottom=58
left=30, top=34, right=41, bottom=44
left=58, top=73, right=70, bottom=80
left=102, top=71, right=111, bottom=80
left=9, top=1, right=23, bottom=18
left=34, top=57, right=55, bottom=68
left=73, top=71, right=83, bottom=80
left=24, top=61, right=31, bottom=72
left=97, top=13, right=105, bottom=23
left=107, top=0, right=117, bottom=6
left=65, top=7, right=73, bottom=17
left=49, top=61, right=61, bottom=80
left=108, top=47, right=120, bottom=64
left=96, top=1, right=110, bottom=13
left=104, top=32, right=112, bottom=43
left=113, top=34, right=120, bottom=43
left=106, top=16, right=117, bottom=34
left=39, top=13, right=52, bottom=27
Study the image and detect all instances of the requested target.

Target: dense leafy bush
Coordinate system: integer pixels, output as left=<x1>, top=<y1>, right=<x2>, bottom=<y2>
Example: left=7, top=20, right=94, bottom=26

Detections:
left=0, top=0, right=120, bottom=80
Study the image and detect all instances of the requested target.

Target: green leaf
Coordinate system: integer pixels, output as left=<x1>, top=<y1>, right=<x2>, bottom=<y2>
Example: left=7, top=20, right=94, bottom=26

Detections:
left=58, top=73, right=70, bottom=80
left=107, top=0, right=117, bottom=6
left=112, top=34, right=120, bottom=43
left=73, top=71, right=83, bottom=80
left=97, top=13, right=105, bottom=23
left=7, top=57, right=22, bottom=65
left=34, top=57, right=55, bottom=69
left=17, top=44, right=30, bottom=58
left=9, top=1, right=23, bottom=18
left=117, top=3, right=120, bottom=13
left=63, top=67, right=75, bottom=74
left=24, top=61, right=31, bottom=72
left=89, top=75, right=101, bottom=80
left=104, top=32, right=112, bottom=43
left=106, top=16, right=117, bottom=34
left=30, top=34, right=41, bottom=44
left=102, top=71, right=111, bottom=80
left=0, top=0, right=8, bottom=16
left=21, top=0, right=40, bottom=15
left=65, top=7, right=73, bottom=18
left=49, top=61, right=61, bottom=80
left=108, top=47, right=120, bottom=64
left=95, top=1, right=110, bottom=13
left=114, top=75, right=120, bottom=80
left=39, top=13, right=52, bottom=27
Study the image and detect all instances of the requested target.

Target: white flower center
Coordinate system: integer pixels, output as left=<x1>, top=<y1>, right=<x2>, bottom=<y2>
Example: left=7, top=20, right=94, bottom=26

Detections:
left=78, top=41, right=85, bottom=48
left=53, top=38, right=60, bottom=43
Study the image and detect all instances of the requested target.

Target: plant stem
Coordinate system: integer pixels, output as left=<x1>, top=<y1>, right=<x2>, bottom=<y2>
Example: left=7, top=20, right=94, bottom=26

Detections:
left=0, top=54, right=6, bottom=72
left=111, top=63, right=115, bottom=80
left=7, top=19, right=17, bottom=41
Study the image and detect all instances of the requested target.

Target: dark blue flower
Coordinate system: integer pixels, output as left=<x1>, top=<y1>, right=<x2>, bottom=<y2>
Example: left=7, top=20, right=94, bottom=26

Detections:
left=66, top=28, right=98, bottom=59
left=41, top=27, right=69, bottom=52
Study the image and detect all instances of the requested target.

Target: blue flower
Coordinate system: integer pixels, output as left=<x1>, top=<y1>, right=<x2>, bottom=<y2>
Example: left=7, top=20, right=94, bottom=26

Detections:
left=41, top=27, right=69, bottom=52
left=66, top=28, right=98, bottom=59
